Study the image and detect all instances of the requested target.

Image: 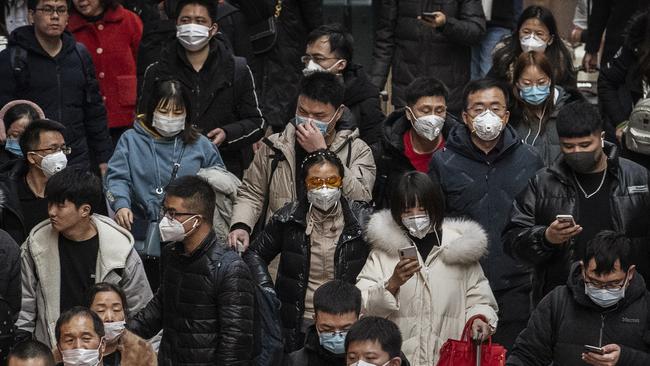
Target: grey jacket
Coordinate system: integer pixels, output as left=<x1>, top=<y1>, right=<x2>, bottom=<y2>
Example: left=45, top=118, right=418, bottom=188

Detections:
left=16, top=215, right=153, bottom=348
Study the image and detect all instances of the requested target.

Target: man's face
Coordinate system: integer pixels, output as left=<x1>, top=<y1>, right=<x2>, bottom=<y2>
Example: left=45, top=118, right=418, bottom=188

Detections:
left=176, top=4, right=217, bottom=34
left=583, top=259, right=635, bottom=291
left=48, top=199, right=90, bottom=233
left=346, top=340, right=400, bottom=366
left=462, top=87, right=510, bottom=130
left=161, top=195, right=201, bottom=234
left=57, top=315, right=104, bottom=352
left=26, top=130, right=66, bottom=169
left=8, top=357, right=51, bottom=366
left=29, top=0, right=69, bottom=39
left=304, top=36, right=346, bottom=74
left=559, top=132, right=603, bottom=155
left=296, top=95, right=341, bottom=129
left=314, top=311, right=357, bottom=334
left=407, top=95, right=447, bottom=121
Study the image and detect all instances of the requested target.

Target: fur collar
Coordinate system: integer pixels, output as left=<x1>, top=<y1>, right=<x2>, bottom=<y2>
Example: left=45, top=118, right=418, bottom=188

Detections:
left=365, top=210, right=488, bottom=265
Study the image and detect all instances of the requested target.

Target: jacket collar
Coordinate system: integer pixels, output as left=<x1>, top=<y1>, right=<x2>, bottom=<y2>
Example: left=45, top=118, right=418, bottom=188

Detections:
left=303, top=325, right=345, bottom=361
left=365, top=210, right=488, bottom=265
left=67, top=5, right=126, bottom=31
left=172, top=229, right=217, bottom=260
left=9, top=25, right=77, bottom=58
left=548, top=142, right=621, bottom=185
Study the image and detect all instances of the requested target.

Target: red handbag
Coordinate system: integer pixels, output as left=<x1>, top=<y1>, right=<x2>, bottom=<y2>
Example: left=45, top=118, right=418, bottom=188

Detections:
left=436, top=315, right=506, bottom=366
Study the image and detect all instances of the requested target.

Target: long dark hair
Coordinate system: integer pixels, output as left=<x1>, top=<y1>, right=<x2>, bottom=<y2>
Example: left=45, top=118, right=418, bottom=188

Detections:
left=512, top=51, right=556, bottom=129
left=141, top=79, right=200, bottom=144
left=492, top=6, right=574, bottom=87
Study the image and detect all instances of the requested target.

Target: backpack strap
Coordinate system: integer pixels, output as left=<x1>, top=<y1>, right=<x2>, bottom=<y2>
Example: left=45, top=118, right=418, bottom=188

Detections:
left=10, top=45, right=29, bottom=94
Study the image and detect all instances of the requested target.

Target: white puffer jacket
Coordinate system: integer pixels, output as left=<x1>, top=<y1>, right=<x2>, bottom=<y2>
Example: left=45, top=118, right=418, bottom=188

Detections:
left=356, top=210, right=498, bottom=366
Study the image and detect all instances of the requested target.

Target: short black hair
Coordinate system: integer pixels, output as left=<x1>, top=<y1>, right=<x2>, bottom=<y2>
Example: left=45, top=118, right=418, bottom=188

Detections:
left=314, top=280, right=361, bottom=317
left=582, top=231, right=632, bottom=276
left=306, top=23, right=354, bottom=63
left=45, top=167, right=103, bottom=215
left=556, top=101, right=603, bottom=138
left=300, top=149, right=345, bottom=182
left=405, top=77, right=449, bottom=106
left=8, top=340, right=55, bottom=366
left=461, top=78, right=510, bottom=111
left=55, top=306, right=105, bottom=343
left=165, top=175, right=216, bottom=223
left=87, top=283, right=129, bottom=317
left=27, top=0, right=71, bottom=10
left=299, top=72, right=345, bottom=109
left=345, top=316, right=402, bottom=359
left=391, top=172, right=445, bottom=232
left=174, top=0, right=217, bottom=22
left=19, top=119, right=66, bottom=157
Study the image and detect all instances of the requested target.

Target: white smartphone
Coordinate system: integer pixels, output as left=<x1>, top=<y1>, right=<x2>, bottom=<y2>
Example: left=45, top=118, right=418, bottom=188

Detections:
left=398, top=246, right=418, bottom=260
left=236, top=240, right=245, bottom=256
left=556, top=214, right=576, bottom=226
left=584, top=345, right=605, bottom=355
left=422, top=11, right=437, bottom=17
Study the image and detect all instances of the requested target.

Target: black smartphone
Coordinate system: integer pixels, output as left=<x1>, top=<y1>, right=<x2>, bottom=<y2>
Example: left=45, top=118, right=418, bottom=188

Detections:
left=584, top=345, right=605, bottom=355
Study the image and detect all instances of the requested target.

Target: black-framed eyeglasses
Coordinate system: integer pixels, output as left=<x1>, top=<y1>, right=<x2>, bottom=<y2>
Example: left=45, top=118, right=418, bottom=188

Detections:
left=35, top=6, right=68, bottom=15
left=160, top=207, right=199, bottom=220
left=301, top=55, right=338, bottom=64
left=466, top=104, right=507, bottom=117
left=29, top=145, right=71, bottom=155
left=584, top=273, right=628, bottom=290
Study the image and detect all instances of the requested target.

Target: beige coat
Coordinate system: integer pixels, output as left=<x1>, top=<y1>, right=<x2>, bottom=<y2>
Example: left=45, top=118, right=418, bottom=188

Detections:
left=356, top=211, right=498, bottom=366
left=231, top=123, right=376, bottom=230
left=16, top=215, right=153, bottom=348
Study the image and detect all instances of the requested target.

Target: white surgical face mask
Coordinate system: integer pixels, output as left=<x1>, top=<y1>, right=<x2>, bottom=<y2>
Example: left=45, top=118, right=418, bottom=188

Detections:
left=402, top=214, right=431, bottom=239
left=158, top=215, right=200, bottom=242
left=307, top=187, right=341, bottom=211
left=176, top=23, right=211, bottom=51
left=103, top=321, right=126, bottom=342
left=36, top=150, right=68, bottom=178
left=152, top=112, right=186, bottom=137
left=61, top=341, right=103, bottom=366
left=472, top=110, right=504, bottom=141
left=520, top=34, right=548, bottom=53
left=302, top=59, right=343, bottom=76
left=407, top=107, right=445, bottom=141
left=350, top=360, right=390, bottom=366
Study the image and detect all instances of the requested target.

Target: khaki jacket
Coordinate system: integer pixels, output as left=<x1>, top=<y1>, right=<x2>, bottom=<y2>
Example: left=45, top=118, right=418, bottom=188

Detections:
left=356, top=211, right=498, bottom=366
left=231, top=122, right=376, bottom=230
left=16, top=215, right=153, bottom=348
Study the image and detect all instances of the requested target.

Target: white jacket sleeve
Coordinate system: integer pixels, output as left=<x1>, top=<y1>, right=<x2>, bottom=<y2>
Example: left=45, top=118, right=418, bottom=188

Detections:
left=356, top=251, right=399, bottom=318
left=16, top=247, right=37, bottom=334
left=121, top=248, right=154, bottom=315
left=464, top=262, right=499, bottom=330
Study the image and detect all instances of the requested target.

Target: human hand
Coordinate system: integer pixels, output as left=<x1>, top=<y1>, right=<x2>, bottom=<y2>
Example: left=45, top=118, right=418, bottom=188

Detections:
left=295, top=121, right=327, bottom=153
left=418, top=11, right=446, bottom=28
left=227, top=229, right=250, bottom=251
left=570, top=27, right=584, bottom=44
left=545, top=219, right=582, bottom=245
left=582, top=52, right=598, bottom=73
left=207, top=128, right=227, bottom=146
left=387, top=258, right=421, bottom=295
left=582, top=344, right=620, bottom=366
left=472, top=318, right=491, bottom=342
left=115, top=208, right=134, bottom=231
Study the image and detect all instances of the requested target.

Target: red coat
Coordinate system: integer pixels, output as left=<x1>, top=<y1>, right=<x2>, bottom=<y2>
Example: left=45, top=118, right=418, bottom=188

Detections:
left=68, top=5, right=142, bottom=129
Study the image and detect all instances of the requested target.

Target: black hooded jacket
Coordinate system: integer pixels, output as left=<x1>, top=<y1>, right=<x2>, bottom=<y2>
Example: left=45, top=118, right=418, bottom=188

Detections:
left=341, top=64, right=384, bottom=146
left=503, top=144, right=650, bottom=304
left=507, top=263, right=650, bottom=366
left=0, top=26, right=112, bottom=168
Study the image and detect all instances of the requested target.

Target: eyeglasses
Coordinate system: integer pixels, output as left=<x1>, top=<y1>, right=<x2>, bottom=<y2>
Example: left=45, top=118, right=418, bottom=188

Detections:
left=466, top=104, right=507, bottom=117
left=35, top=6, right=68, bottom=15
left=584, top=273, right=628, bottom=290
left=306, top=176, right=342, bottom=190
left=29, top=145, right=71, bottom=155
left=301, top=55, right=338, bottom=64
left=160, top=207, right=199, bottom=220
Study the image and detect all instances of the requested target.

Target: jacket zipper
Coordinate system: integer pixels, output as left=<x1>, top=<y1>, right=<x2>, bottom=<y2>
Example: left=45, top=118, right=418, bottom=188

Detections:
left=56, top=64, right=62, bottom=122
left=599, top=313, right=605, bottom=347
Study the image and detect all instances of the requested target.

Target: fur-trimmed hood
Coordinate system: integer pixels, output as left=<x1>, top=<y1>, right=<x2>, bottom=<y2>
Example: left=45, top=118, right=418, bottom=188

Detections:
left=365, top=210, right=488, bottom=265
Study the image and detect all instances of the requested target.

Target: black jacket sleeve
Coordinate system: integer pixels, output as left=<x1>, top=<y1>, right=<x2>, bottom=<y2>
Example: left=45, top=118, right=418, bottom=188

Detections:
left=618, top=345, right=650, bottom=364
left=78, top=44, right=112, bottom=164
left=245, top=213, right=286, bottom=288
left=216, top=254, right=255, bottom=365
left=585, top=0, right=611, bottom=55
left=502, top=177, right=560, bottom=266
left=0, top=48, right=16, bottom=113
left=0, top=230, right=21, bottom=316
left=369, top=0, right=397, bottom=90
left=127, top=285, right=163, bottom=339
left=597, top=45, right=635, bottom=128
left=356, top=96, right=385, bottom=146
left=440, top=0, right=486, bottom=46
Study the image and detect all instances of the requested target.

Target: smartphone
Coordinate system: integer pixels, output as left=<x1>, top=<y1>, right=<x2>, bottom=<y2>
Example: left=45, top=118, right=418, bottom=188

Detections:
left=584, top=345, right=605, bottom=355
left=398, top=246, right=418, bottom=260
left=422, top=11, right=437, bottom=17
left=556, top=214, right=576, bottom=226
left=236, top=240, right=245, bottom=256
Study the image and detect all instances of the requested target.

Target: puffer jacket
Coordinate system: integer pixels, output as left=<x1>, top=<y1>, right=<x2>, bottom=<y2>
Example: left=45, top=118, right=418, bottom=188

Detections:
left=371, top=109, right=460, bottom=209
left=503, top=143, right=650, bottom=304
left=128, top=230, right=255, bottom=366
left=512, top=86, right=584, bottom=167
left=0, top=159, right=31, bottom=243
left=230, top=116, right=376, bottom=232
left=356, top=211, right=498, bottom=366
left=507, top=263, right=650, bottom=366
left=429, top=124, right=543, bottom=292
left=17, top=215, right=153, bottom=348
left=370, top=0, right=485, bottom=113
left=245, top=198, right=371, bottom=352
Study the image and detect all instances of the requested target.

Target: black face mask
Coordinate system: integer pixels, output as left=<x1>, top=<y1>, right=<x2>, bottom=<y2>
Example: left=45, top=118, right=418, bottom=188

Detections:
left=564, top=150, right=601, bottom=173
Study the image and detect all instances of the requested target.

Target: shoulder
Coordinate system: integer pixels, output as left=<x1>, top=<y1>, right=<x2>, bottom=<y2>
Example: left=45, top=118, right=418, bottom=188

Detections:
left=365, top=209, right=410, bottom=254
left=618, top=157, right=650, bottom=181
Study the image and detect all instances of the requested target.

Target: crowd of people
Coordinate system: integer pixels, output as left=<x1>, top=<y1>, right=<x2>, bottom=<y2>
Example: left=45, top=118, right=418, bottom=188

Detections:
left=0, top=0, right=649, bottom=365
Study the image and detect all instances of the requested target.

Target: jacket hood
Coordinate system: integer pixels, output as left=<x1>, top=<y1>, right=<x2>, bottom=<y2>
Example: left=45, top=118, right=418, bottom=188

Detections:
left=567, top=261, right=647, bottom=310
left=9, top=25, right=77, bottom=57
left=382, top=110, right=411, bottom=151
left=343, top=64, right=381, bottom=106
left=365, top=210, right=488, bottom=265
left=444, top=122, right=521, bottom=162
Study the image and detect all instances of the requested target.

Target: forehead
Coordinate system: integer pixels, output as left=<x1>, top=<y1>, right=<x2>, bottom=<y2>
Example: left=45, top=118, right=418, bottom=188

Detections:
left=347, top=340, right=388, bottom=356
left=467, top=87, right=506, bottom=105
left=413, top=95, right=446, bottom=108
left=307, top=161, right=340, bottom=178
left=559, top=134, right=599, bottom=145
left=178, top=3, right=211, bottom=19
left=297, top=95, right=336, bottom=113
left=521, top=18, right=549, bottom=33
left=60, top=315, right=98, bottom=337
left=91, top=291, right=123, bottom=306
left=36, top=130, right=65, bottom=145
left=36, top=0, right=67, bottom=6
left=306, top=36, right=332, bottom=54
left=164, top=195, right=191, bottom=211
left=519, top=65, right=549, bottom=80
left=316, top=311, right=357, bottom=324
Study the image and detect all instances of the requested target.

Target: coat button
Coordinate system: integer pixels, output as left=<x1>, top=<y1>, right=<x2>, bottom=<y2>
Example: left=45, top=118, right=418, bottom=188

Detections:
left=98, top=72, right=105, bottom=79
left=96, top=48, right=103, bottom=54
left=102, top=96, right=107, bottom=101
left=97, top=24, right=104, bottom=30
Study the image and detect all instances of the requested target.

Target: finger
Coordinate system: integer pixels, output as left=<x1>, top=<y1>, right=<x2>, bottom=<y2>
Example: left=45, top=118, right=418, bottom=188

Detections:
left=243, top=234, right=250, bottom=249
left=207, top=129, right=217, bottom=137
left=402, top=260, right=421, bottom=271
left=127, top=211, right=133, bottom=224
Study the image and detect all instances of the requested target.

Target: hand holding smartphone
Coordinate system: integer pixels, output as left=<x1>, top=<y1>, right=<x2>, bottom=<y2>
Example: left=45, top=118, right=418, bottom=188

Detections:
left=398, top=246, right=418, bottom=261
left=584, top=345, right=605, bottom=355
left=556, top=214, right=576, bottom=227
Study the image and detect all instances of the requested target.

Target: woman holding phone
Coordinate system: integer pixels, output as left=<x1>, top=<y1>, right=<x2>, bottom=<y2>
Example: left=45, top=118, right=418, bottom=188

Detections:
left=356, top=171, right=498, bottom=366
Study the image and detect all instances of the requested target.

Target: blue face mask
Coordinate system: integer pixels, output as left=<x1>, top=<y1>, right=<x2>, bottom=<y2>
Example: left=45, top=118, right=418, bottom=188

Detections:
left=519, top=85, right=551, bottom=106
left=319, top=330, right=347, bottom=354
left=5, top=138, right=23, bottom=157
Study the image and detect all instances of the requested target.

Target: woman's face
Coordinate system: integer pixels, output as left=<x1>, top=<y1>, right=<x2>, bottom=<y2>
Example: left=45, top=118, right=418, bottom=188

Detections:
left=519, top=18, right=552, bottom=43
left=401, top=205, right=427, bottom=220
left=73, top=0, right=104, bottom=17
left=90, top=291, right=125, bottom=323
left=7, top=116, right=30, bottom=139
left=517, top=65, right=551, bottom=89
left=305, top=161, right=342, bottom=191
left=155, top=98, right=186, bottom=119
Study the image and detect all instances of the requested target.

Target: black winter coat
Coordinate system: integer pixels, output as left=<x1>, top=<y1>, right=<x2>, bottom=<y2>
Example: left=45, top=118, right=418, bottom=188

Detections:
left=372, top=109, right=460, bottom=209
left=0, top=229, right=20, bottom=318
left=503, top=144, right=650, bottom=304
left=0, top=159, right=30, bottom=244
left=138, top=38, right=265, bottom=178
left=128, top=231, right=256, bottom=366
left=507, top=263, right=650, bottom=366
left=0, top=26, right=112, bottom=168
left=245, top=198, right=371, bottom=352
left=370, top=0, right=485, bottom=113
